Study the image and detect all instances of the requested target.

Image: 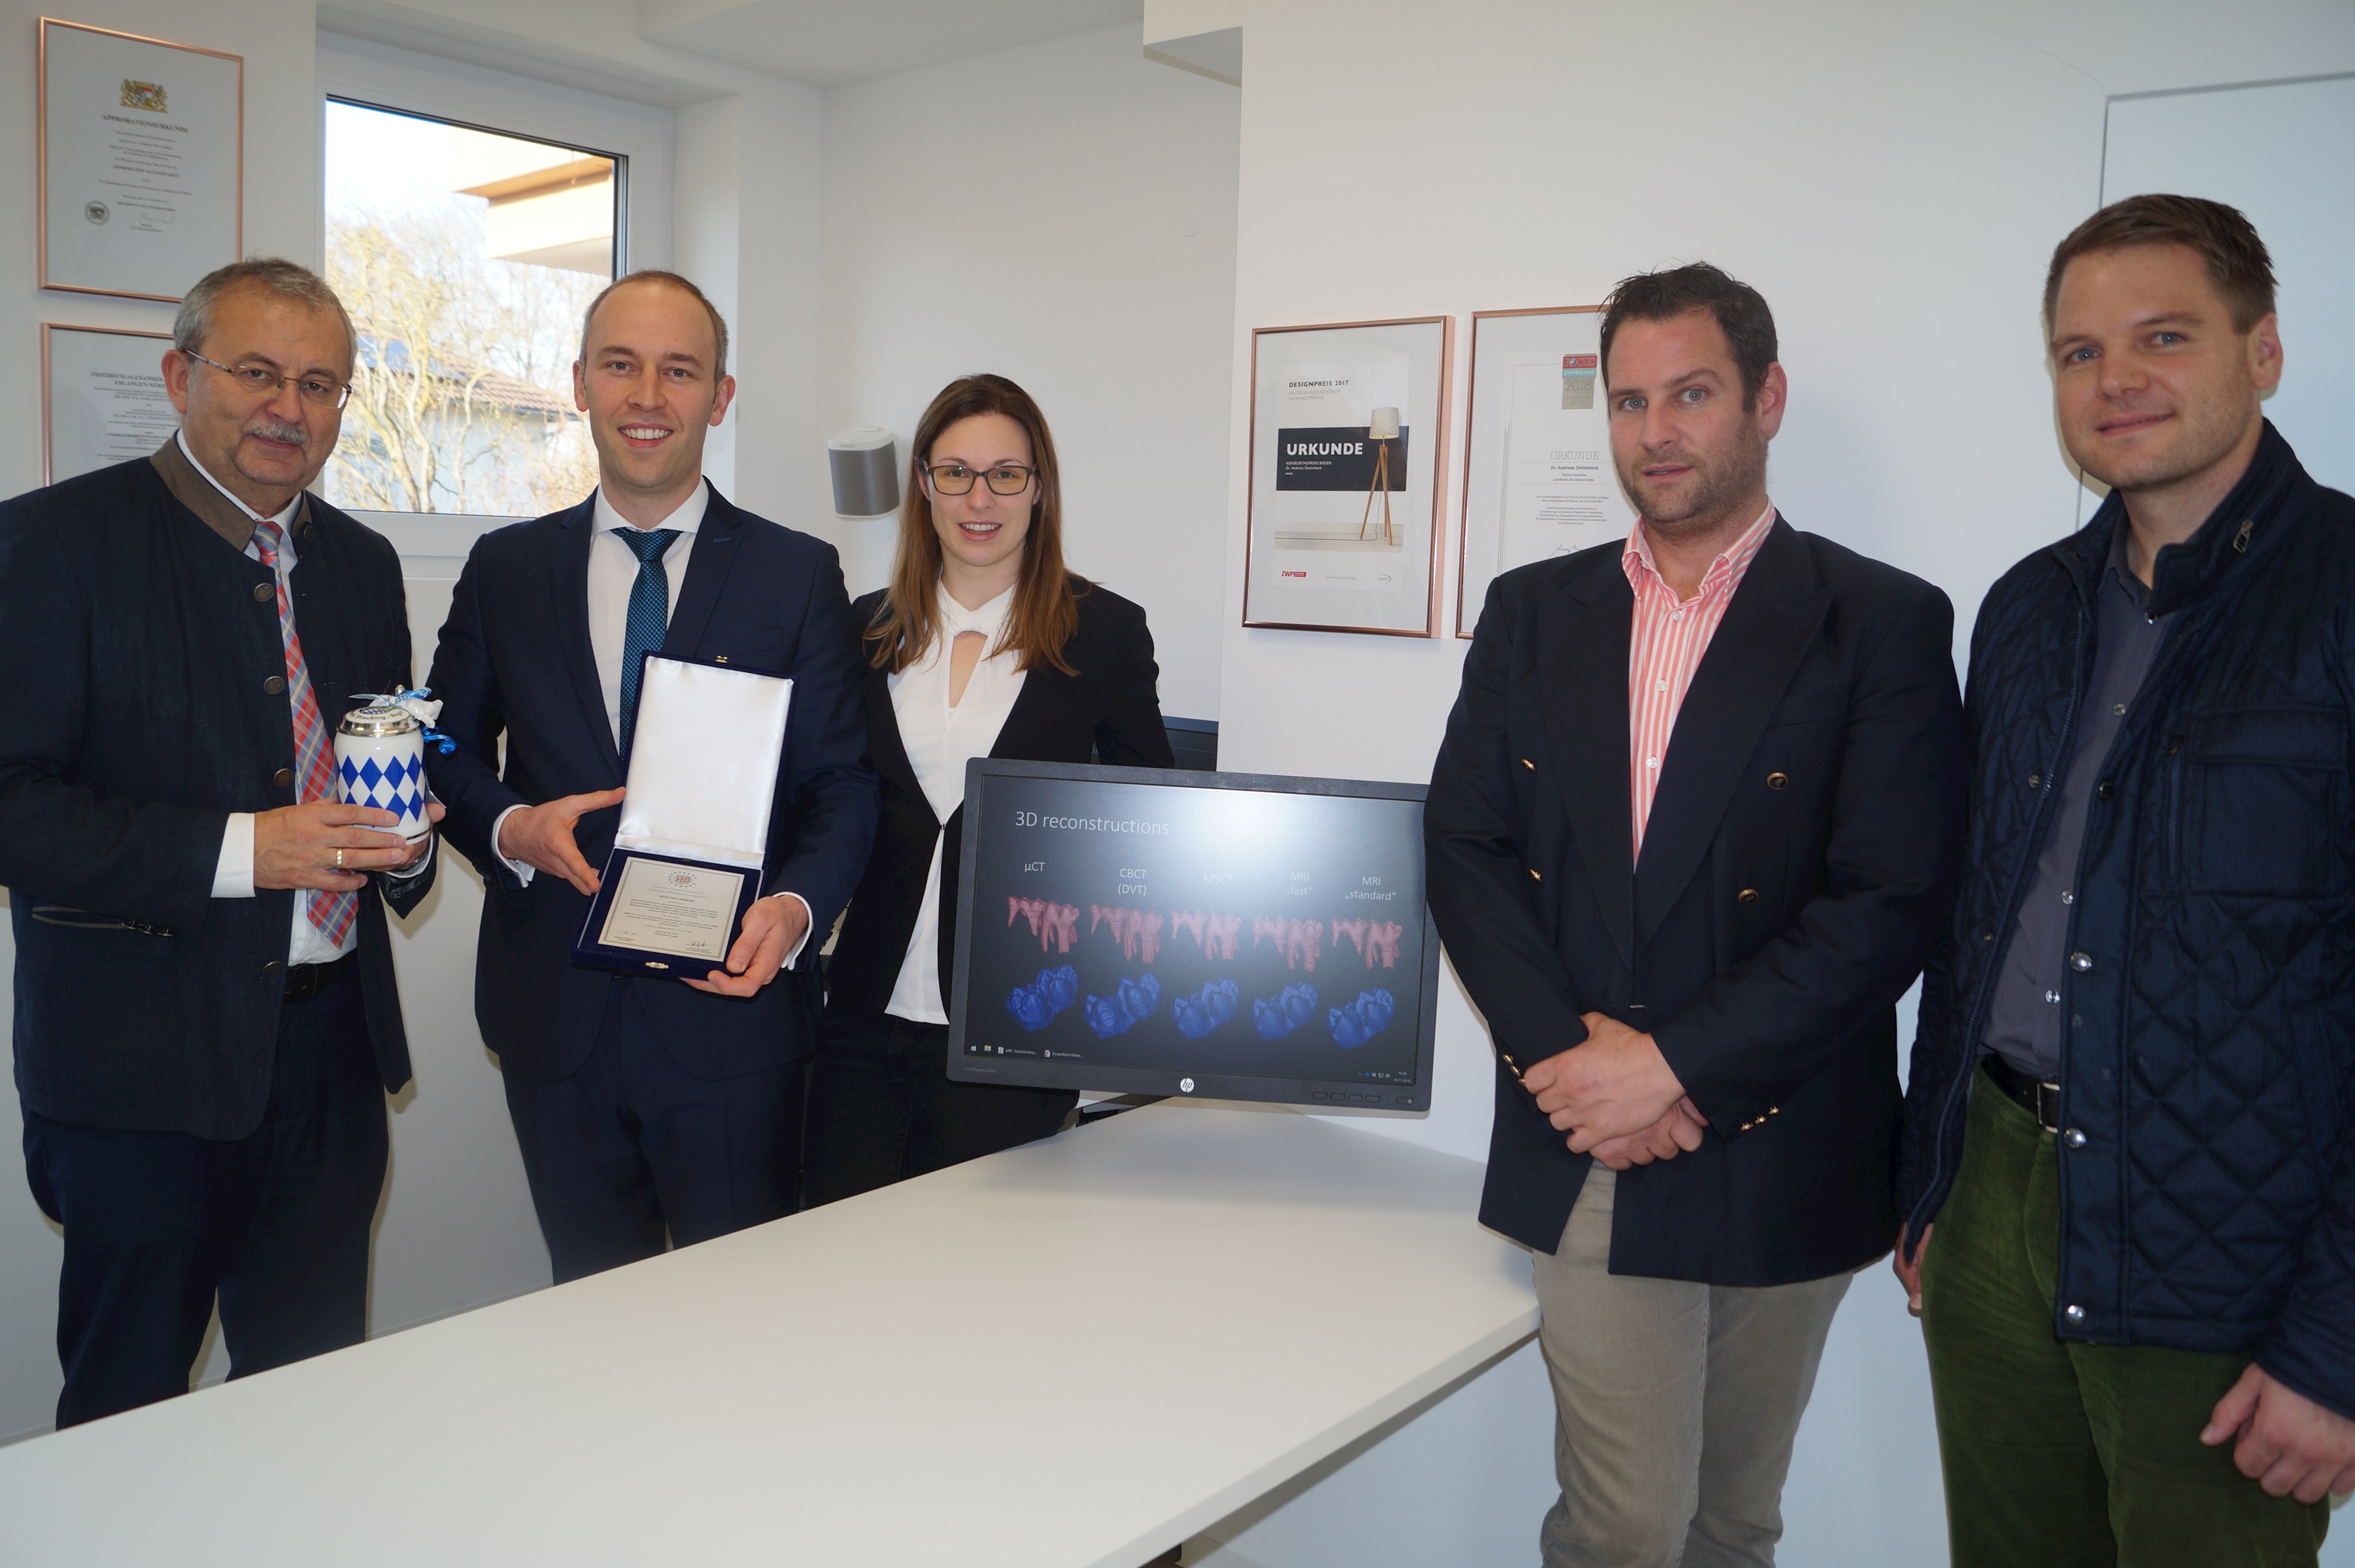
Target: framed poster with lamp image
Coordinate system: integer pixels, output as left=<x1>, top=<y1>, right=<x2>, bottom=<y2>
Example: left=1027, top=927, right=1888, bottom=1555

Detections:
left=1242, top=315, right=1452, bottom=636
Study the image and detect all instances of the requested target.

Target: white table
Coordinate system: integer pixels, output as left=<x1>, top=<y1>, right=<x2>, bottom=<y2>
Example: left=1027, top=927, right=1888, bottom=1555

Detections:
left=0, top=1103, right=1537, bottom=1567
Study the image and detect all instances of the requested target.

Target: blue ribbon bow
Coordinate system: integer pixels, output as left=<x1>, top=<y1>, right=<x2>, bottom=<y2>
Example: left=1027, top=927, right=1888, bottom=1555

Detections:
left=352, top=688, right=458, bottom=756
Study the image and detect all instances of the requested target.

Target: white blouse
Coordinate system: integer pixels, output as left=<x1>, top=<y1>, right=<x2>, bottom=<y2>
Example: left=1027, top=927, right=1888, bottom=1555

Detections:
left=884, top=585, right=1028, bottom=1025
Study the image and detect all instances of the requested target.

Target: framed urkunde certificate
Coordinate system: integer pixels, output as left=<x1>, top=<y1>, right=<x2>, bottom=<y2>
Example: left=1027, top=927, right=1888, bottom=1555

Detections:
left=1243, top=315, right=1452, bottom=637
left=42, top=322, right=176, bottom=484
left=40, top=18, right=244, bottom=302
left=1456, top=306, right=1636, bottom=637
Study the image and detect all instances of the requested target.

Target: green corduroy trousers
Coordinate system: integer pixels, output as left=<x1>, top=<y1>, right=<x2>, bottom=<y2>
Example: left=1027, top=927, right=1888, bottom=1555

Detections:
left=1920, top=1065, right=2331, bottom=1567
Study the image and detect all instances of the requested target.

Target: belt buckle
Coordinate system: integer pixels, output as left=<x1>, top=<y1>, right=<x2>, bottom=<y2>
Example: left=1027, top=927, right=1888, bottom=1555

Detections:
left=2035, top=1079, right=2062, bottom=1134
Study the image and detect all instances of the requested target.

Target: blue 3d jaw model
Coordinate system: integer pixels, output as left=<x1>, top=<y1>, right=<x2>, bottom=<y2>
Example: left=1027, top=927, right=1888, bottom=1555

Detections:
left=1253, top=982, right=1320, bottom=1040
left=1084, top=972, right=1162, bottom=1039
left=1172, top=979, right=1240, bottom=1039
left=1327, top=988, right=1396, bottom=1048
left=1005, top=965, right=1080, bottom=1033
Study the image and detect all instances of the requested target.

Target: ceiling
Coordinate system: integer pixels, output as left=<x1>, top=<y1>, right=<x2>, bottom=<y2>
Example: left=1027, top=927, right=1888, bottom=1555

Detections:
left=638, top=0, right=1146, bottom=87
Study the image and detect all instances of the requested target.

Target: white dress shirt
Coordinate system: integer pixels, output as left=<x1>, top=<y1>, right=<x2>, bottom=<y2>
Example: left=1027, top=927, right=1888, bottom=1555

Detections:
left=492, top=480, right=810, bottom=965
left=885, top=584, right=1027, bottom=1025
left=190, top=430, right=430, bottom=965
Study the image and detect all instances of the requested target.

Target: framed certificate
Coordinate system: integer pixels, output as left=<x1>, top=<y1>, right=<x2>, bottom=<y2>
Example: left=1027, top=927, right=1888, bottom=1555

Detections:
left=1456, top=306, right=1636, bottom=637
left=1242, top=315, right=1452, bottom=637
left=40, top=18, right=244, bottom=302
left=42, top=322, right=177, bottom=484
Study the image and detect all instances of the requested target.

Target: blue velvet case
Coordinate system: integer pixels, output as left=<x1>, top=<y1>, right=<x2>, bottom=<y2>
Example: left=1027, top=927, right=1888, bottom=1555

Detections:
left=570, top=653, right=793, bottom=979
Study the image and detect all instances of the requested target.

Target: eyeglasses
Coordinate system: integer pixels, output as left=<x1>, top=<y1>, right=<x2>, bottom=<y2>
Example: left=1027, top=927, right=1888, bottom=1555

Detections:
left=182, top=350, right=352, bottom=411
left=925, top=462, right=1037, bottom=497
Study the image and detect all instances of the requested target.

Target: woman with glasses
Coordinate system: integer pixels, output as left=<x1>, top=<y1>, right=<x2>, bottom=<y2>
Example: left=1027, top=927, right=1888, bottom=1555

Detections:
left=805, top=374, right=1174, bottom=1203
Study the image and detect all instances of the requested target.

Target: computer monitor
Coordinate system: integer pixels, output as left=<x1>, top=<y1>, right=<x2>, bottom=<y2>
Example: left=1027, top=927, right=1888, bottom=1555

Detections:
left=945, top=760, right=1438, bottom=1111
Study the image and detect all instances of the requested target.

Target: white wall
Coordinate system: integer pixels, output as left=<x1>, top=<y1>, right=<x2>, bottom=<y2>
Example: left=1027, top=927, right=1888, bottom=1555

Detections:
left=815, top=22, right=1240, bottom=720
left=1196, top=2, right=2355, bottom=1565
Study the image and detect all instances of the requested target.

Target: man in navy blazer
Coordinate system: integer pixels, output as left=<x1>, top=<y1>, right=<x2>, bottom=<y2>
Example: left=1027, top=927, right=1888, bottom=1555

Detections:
left=426, top=271, right=877, bottom=1282
left=1426, top=264, right=1967, bottom=1566
left=0, top=259, right=438, bottom=1425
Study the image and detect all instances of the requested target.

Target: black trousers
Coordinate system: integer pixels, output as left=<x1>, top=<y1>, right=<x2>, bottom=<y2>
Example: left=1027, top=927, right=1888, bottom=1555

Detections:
left=21, top=964, right=386, bottom=1429
left=803, top=1007, right=1076, bottom=1206
left=500, top=979, right=806, bottom=1285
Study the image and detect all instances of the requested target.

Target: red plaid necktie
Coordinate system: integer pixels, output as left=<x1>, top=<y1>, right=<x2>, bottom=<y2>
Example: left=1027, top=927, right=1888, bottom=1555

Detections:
left=251, top=517, right=357, bottom=946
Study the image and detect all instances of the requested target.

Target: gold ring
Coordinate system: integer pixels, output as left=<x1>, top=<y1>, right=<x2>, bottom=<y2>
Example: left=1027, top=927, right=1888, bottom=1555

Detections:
left=334, top=848, right=344, bottom=870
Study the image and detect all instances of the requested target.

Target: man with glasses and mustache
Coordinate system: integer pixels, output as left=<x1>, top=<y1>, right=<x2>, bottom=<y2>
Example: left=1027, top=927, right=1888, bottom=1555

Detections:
left=1427, top=263, right=1966, bottom=1566
left=423, top=271, right=876, bottom=1282
left=0, top=258, right=439, bottom=1425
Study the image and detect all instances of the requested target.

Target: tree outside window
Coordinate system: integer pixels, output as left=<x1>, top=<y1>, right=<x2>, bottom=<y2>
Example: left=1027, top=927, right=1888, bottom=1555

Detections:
left=322, top=102, right=617, bottom=517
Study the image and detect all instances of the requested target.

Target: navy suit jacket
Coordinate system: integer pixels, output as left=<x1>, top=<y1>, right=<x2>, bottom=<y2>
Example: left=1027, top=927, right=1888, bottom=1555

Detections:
left=425, top=485, right=879, bottom=1080
left=1425, top=519, right=1967, bottom=1283
left=0, top=448, right=432, bottom=1140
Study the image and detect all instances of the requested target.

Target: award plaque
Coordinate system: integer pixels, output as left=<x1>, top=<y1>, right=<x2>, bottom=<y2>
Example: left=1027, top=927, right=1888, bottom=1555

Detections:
left=571, top=654, right=793, bottom=978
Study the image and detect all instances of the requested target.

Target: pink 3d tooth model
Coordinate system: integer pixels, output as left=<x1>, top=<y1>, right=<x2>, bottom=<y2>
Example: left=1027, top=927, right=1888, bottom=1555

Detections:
left=1252, top=916, right=1324, bottom=972
left=1007, top=897, right=1080, bottom=954
left=1169, top=909, right=1242, bottom=961
left=1332, top=918, right=1403, bottom=968
left=1089, top=904, right=1164, bottom=964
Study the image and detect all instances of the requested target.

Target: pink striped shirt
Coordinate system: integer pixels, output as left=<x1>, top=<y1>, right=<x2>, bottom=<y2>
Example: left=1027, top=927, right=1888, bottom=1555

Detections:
left=1624, top=503, right=1778, bottom=857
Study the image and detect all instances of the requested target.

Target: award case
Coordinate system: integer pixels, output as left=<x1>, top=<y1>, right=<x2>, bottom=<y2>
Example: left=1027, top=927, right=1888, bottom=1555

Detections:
left=570, top=653, right=792, bottom=978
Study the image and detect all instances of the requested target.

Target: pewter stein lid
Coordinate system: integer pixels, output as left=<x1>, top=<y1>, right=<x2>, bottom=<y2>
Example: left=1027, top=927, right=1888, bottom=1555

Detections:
left=340, top=703, right=420, bottom=737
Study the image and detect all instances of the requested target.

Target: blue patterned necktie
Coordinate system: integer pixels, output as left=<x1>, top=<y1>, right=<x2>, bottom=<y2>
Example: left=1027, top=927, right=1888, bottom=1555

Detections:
left=614, top=527, right=681, bottom=760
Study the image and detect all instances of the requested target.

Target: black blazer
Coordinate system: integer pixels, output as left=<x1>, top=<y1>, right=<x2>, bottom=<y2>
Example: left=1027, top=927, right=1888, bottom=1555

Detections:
left=425, top=485, right=880, bottom=1080
left=827, top=580, right=1174, bottom=1018
left=1425, top=519, right=1967, bottom=1283
left=0, top=448, right=432, bottom=1140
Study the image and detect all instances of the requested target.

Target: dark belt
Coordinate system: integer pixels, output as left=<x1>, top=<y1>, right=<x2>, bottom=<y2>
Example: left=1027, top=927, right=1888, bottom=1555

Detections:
left=284, top=951, right=358, bottom=1005
left=1981, top=1052, right=2061, bottom=1133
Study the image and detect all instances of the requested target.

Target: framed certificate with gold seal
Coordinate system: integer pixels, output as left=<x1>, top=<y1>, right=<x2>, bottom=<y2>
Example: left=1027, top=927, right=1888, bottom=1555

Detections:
left=39, top=18, right=243, bottom=301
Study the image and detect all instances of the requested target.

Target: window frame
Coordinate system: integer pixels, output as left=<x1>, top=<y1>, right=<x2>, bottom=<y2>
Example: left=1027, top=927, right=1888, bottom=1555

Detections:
left=316, top=36, right=676, bottom=572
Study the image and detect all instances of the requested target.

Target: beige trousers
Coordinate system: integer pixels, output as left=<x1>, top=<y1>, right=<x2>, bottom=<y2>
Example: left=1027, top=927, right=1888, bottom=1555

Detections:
left=1531, top=1167, right=1851, bottom=1568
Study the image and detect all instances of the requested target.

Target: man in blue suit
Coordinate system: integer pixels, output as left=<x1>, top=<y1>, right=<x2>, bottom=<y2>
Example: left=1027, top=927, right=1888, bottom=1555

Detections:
left=426, top=271, right=877, bottom=1282
left=0, top=259, right=438, bottom=1425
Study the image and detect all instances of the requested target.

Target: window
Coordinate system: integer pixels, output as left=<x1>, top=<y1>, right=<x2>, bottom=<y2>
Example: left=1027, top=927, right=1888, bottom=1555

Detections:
left=320, top=100, right=618, bottom=519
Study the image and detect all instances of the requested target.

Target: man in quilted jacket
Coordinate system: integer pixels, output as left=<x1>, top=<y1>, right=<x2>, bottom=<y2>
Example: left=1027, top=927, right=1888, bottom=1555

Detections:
left=1896, top=194, right=2355, bottom=1565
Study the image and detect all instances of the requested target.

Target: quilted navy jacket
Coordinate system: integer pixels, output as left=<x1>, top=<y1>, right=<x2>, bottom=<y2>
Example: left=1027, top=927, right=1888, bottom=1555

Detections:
left=1900, top=422, right=2355, bottom=1419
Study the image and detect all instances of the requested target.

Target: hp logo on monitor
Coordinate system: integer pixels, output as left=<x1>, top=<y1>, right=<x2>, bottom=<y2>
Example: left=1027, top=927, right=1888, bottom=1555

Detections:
left=1180, top=1077, right=1195, bottom=1094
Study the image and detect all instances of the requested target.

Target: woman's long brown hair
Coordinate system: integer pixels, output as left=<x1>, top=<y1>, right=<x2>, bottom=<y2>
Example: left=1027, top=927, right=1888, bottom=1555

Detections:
left=865, top=374, right=1084, bottom=676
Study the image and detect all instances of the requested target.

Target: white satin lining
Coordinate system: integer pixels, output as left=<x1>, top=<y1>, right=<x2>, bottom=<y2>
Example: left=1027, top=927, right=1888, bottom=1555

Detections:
left=616, top=657, right=793, bottom=869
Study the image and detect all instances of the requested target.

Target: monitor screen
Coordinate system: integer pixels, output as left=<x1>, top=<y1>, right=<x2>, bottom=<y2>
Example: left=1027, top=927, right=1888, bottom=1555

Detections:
left=946, top=761, right=1437, bottom=1111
